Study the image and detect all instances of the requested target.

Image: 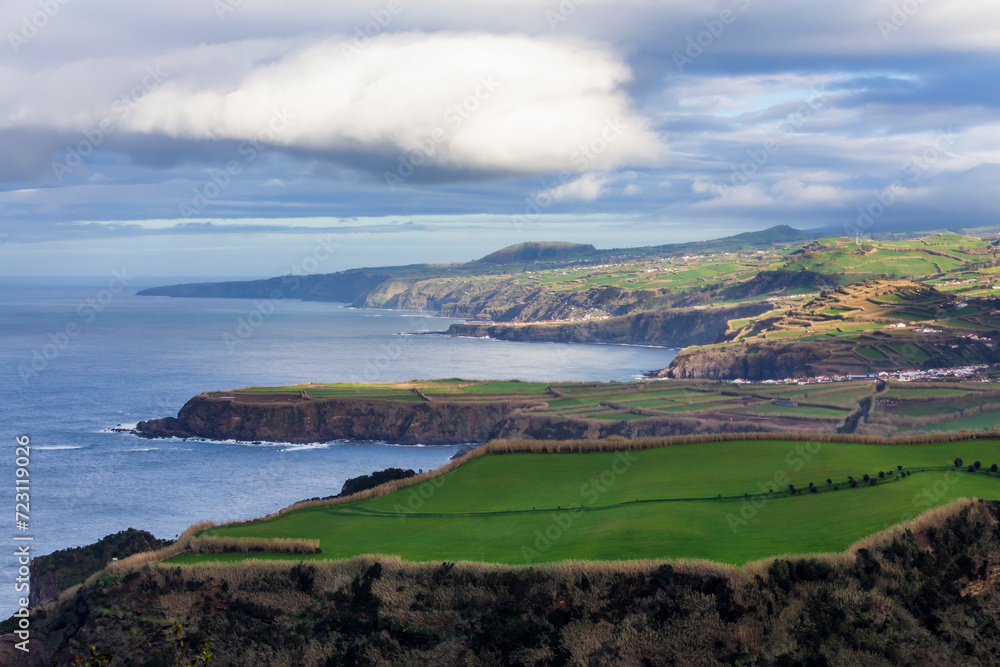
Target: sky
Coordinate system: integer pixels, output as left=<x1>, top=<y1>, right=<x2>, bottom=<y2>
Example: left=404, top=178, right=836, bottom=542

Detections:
left=0, top=0, right=998, bottom=277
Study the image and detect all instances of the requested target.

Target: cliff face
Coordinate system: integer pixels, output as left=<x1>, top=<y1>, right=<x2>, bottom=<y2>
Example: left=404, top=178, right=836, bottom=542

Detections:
left=363, top=279, right=686, bottom=322
left=447, top=303, right=772, bottom=347
left=136, top=393, right=782, bottom=446
left=137, top=395, right=540, bottom=445
left=662, top=338, right=1000, bottom=381
left=663, top=341, right=831, bottom=381
left=141, top=272, right=689, bottom=324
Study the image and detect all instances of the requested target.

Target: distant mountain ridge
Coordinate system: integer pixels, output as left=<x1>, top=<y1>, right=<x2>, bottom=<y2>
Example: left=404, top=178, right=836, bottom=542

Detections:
left=476, top=241, right=597, bottom=264
left=137, top=225, right=820, bottom=319
left=635, top=224, right=813, bottom=257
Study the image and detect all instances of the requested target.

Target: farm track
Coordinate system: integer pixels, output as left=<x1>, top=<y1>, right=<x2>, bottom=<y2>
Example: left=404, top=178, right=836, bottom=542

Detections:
left=838, top=379, right=886, bottom=433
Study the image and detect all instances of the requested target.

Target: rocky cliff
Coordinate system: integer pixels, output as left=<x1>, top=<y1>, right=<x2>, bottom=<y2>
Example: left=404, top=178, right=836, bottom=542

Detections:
left=447, top=303, right=772, bottom=346
left=137, top=394, right=540, bottom=445
left=662, top=337, right=1000, bottom=381
left=357, top=279, right=692, bottom=322
left=663, top=341, right=831, bottom=381
left=136, top=393, right=780, bottom=446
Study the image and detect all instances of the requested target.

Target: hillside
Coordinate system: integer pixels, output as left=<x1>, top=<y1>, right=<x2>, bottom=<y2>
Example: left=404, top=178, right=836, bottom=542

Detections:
left=134, top=230, right=1000, bottom=381
left=28, top=529, right=169, bottom=607
left=663, top=279, right=1000, bottom=380
left=635, top=223, right=815, bottom=256
left=137, top=232, right=1000, bottom=359
left=137, top=226, right=821, bottom=323
left=476, top=241, right=597, bottom=264
left=12, top=444, right=1000, bottom=664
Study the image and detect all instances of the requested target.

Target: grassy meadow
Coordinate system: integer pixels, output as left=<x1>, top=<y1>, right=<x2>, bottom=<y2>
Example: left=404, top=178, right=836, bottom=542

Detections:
left=170, top=437, right=1000, bottom=567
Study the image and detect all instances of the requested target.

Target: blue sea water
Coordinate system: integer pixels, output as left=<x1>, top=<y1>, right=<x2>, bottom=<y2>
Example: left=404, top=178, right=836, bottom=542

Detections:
left=0, top=277, right=676, bottom=616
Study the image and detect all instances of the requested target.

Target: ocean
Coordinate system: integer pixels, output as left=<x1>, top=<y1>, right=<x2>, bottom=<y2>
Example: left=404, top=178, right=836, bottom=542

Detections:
left=0, top=277, right=677, bottom=616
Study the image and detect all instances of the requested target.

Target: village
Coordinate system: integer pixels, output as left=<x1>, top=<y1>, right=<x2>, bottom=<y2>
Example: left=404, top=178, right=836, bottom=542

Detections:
left=730, top=363, right=994, bottom=386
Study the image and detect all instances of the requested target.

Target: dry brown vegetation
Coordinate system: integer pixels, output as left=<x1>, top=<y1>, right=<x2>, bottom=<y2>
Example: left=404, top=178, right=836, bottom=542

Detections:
left=190, top=536, right=320, bottom=555
left=79, top=520, right=218, bottom=587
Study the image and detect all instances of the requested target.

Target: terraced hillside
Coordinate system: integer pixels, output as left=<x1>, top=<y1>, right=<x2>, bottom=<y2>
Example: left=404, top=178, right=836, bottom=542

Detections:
left=664, top=278, right=1000, bottom=380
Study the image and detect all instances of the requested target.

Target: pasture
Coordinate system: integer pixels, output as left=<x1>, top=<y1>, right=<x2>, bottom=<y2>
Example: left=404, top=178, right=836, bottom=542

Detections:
left=172, top=438, right=1000, bottom=566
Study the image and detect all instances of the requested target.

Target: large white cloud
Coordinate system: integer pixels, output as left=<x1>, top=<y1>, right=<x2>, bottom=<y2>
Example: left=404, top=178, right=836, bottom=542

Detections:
left=0, top=32, right=664, bottom=177
left=113, top=33, right=664, bottom=176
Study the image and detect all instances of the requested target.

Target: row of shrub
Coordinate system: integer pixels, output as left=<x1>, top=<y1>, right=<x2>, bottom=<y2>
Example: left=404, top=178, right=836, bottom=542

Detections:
left=190, top=536, right=321, bottom=555
left=785, top=466, right=912, bottom=494
left=954, top=458, right=1000, bottom=473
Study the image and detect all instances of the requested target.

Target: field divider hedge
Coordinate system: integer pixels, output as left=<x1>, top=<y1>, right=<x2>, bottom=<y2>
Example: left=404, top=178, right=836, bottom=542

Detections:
left=190, top=536, right=320, bottom=554
left=323, top=465, right=977, bottom=518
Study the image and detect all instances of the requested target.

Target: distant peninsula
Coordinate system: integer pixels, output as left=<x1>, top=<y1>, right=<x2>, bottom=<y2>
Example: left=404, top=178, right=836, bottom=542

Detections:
left=139, top=229, right=1000, bottom=377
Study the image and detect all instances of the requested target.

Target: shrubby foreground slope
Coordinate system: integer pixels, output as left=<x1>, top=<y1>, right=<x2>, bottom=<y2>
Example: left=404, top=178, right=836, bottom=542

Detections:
left=7, top=500, right=1000, bottom=665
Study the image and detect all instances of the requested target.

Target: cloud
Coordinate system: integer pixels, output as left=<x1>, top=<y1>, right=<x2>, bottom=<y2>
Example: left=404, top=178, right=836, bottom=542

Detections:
left=14, top=33, right=659, bottom=178
left=538, top=173, right=613, bottom=202
left=2, top=0, right=1000, bottom=259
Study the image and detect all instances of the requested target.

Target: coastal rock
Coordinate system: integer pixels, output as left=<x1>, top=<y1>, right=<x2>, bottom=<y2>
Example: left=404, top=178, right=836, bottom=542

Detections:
left=136, top=392, right=781, bottom=446
left=447, top=303, right=772, bottom=347
left=662, top=341, right=830, bottom=381
left=137, top=394, right=543, bottom=445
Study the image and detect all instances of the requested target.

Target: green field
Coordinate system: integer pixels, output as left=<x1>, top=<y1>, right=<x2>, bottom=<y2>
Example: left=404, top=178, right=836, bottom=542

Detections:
left=919, top=410, right=1000, bottom=432
left=732, top=404, right=850, bottom=419
left=172, top=438, right=1000, bottom=567
left=209, top=377, right=1000, bottom=436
